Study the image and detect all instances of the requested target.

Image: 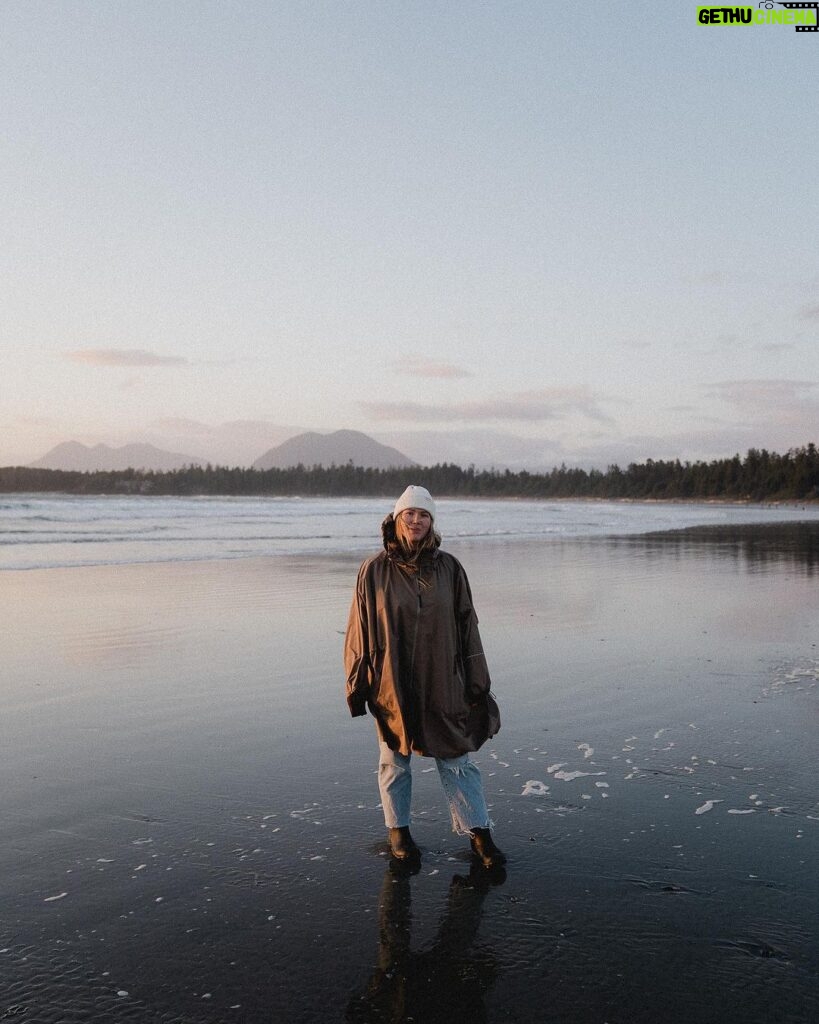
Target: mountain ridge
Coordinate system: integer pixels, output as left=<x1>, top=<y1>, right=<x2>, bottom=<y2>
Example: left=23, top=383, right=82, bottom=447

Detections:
left=253, top=429, right=416, bottom=470
left=29, top=431, right=416, bottom=472
left=30, top=441, right=205, bottom=472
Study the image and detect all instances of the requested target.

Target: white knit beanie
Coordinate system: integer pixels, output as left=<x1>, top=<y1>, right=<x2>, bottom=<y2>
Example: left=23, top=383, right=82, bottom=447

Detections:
left=393, top=485, right=436, bottom=522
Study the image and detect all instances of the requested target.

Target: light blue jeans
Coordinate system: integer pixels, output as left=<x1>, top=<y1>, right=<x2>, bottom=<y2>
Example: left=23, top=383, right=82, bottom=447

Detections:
left=377, top=741, right=491, bottom=835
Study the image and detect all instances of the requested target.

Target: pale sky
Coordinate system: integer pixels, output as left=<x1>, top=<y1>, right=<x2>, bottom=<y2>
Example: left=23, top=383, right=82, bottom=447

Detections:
left=2, top=1, right=817, bottom=470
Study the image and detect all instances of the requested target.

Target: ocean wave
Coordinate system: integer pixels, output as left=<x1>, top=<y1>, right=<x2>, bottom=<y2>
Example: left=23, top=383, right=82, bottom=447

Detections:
left=3, top=496, right=819, bottom=571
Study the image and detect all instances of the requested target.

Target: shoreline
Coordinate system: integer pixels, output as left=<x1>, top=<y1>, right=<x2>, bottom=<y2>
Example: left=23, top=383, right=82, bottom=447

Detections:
left=4, top=501, right=819, bottom=574
left=2, top=487, right=817, bottom=506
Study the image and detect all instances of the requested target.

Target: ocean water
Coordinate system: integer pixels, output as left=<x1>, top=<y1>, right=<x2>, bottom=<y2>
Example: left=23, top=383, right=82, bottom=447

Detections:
left=3, top=493, right=819, bottom=569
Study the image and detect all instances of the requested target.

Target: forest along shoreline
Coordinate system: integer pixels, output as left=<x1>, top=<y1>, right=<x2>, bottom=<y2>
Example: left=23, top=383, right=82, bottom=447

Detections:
left=1, top=445, right=818, bottom=502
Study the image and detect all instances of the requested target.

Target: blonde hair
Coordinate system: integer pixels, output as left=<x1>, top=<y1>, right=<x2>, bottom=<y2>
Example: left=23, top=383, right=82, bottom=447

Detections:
left=393, top=515, right=441, bottom=565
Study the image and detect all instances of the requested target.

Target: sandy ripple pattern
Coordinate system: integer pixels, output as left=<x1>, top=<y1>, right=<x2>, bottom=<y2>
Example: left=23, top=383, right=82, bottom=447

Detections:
left=0, top=945, right=195, bottom=1024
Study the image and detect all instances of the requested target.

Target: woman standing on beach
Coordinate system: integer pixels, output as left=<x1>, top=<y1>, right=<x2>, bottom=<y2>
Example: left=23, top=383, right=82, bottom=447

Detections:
left=344, top=485, right=505, bottom=867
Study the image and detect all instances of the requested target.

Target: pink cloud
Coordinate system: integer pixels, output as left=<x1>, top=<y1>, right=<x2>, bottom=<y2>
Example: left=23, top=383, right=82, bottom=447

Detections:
left=65, top=349, right=188, bottom=367
left=708, top=379, right=818, bottom=406
left=361, top=387, right=613, bottom=425
left=392, top=357, right=473, bottom=379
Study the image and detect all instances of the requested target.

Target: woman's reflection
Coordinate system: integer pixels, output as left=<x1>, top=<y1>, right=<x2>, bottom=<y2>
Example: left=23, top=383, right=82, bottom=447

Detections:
left=347, top=859, right=506, bottom=1023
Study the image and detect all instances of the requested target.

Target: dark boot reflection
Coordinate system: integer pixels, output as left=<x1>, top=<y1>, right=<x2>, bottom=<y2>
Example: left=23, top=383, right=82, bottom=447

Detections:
left=347, top=859, right=506, bottom=1023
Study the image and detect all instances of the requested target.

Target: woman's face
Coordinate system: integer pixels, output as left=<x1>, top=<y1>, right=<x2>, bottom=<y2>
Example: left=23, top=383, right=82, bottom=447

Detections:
left=397, top=507, right=432, bottom=546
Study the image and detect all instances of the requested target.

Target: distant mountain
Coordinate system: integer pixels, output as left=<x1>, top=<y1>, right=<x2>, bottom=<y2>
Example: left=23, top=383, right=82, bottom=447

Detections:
left=30, top=441, right=204, bottom=472
left=253, top=430, right=416, bottom=470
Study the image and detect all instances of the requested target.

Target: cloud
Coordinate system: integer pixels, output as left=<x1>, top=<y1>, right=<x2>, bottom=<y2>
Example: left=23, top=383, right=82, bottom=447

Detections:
left=391, top=357, right=473, bottom=379
left=708, top=379, right=818, bottom=407
left=361, top=387, right=613, bottom=425
left=754, top=342, right=795, bottom=354
left=704, top=379, right=819, bottom=446
left=378, top=428, right=568, bottom=471
left=427, top=383, right=819, bottom=471
left=152, top=417, right=213, bottom=433
left=570, top=429, right=764, bottom=469
left=798, top=303, right=819, bottom=321
left=65, top=348, right=188, bottom=367
left=150, top=417, right=293, bottom=439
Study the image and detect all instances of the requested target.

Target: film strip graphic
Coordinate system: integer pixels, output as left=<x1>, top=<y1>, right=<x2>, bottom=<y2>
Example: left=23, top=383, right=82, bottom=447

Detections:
left=774, top=2, right=819, bottom=31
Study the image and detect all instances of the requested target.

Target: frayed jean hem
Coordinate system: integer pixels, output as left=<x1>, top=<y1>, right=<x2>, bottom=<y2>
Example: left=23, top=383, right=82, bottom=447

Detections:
left=377, top=743, right=491, bottom=834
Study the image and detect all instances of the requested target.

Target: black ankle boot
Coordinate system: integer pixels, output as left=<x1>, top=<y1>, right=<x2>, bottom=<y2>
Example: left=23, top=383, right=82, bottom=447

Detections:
left=469, top=827, right=506, bottom=867
left=389, top=826, right=419, bottom=860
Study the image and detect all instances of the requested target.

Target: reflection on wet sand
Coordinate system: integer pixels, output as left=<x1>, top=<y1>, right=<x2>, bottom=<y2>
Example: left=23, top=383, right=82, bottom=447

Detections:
left=1, top=520, right=817, bottom=1023
left=347, top=861, right=506, bottom=1024
left=622, top=520, right=819, bottom=574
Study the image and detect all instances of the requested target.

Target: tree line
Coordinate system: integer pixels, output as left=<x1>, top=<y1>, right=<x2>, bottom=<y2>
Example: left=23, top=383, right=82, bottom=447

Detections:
left=1, top=445, right=817, bottom=501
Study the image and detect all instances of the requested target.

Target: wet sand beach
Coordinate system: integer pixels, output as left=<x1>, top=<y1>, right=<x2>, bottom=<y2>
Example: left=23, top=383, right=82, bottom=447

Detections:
left=1, top=522, right=817, bottom=1023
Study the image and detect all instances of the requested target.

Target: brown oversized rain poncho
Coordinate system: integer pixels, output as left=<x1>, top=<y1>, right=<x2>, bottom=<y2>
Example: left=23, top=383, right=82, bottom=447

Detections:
left=344, top=515, right=500, bottom=760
